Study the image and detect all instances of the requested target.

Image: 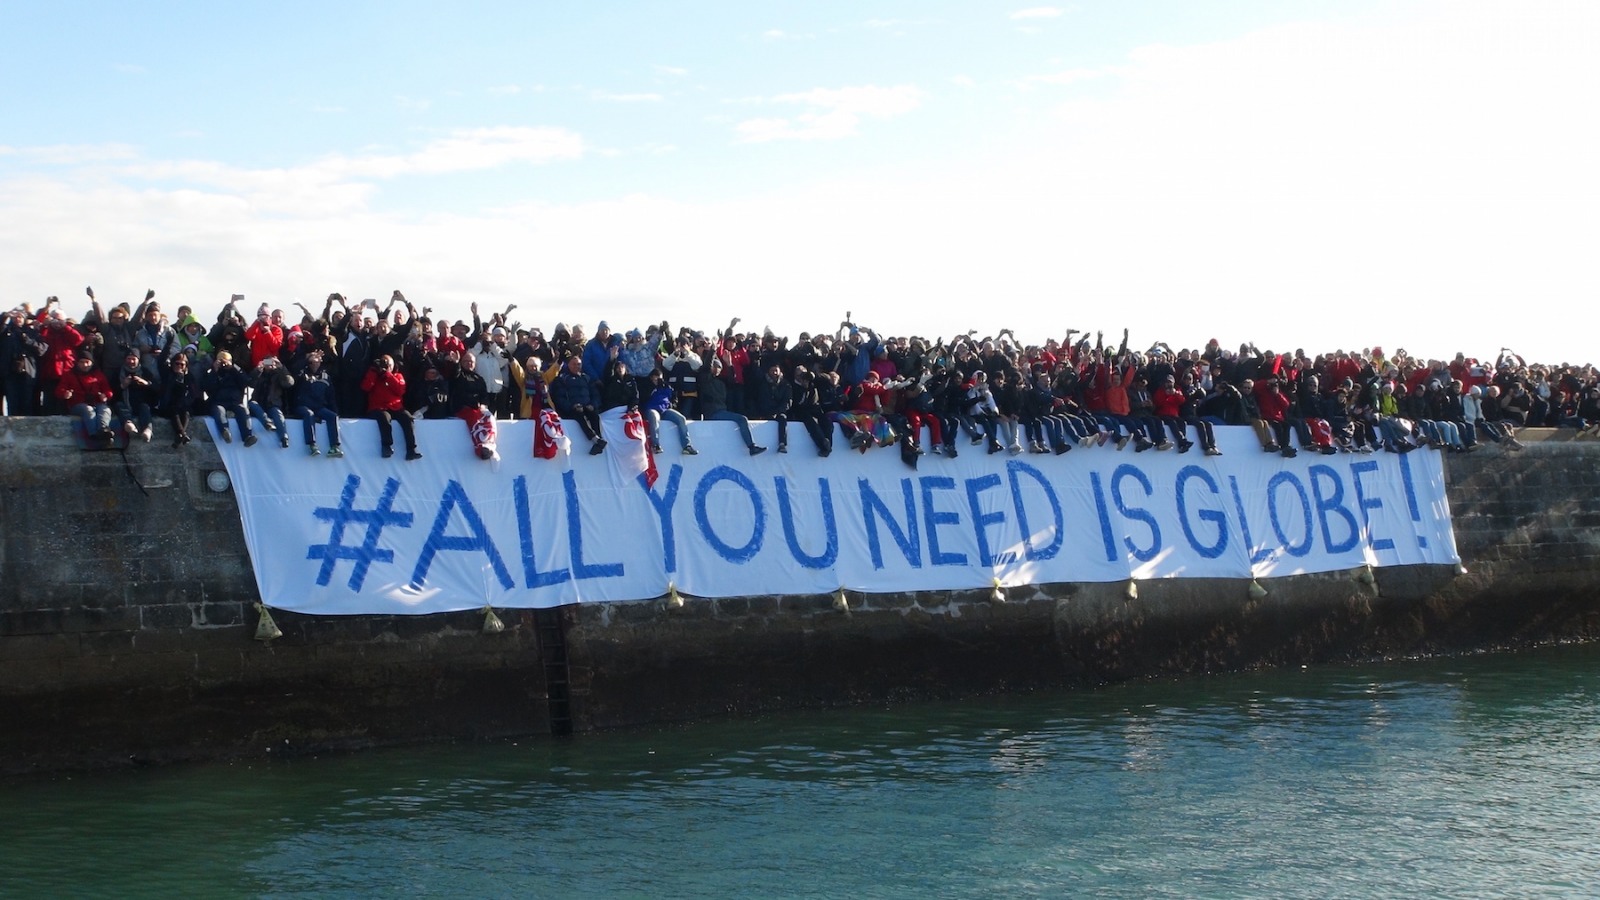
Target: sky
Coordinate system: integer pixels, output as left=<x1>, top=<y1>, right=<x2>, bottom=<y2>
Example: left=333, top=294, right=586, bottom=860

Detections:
left=2, top=0, right=1597, bottom=364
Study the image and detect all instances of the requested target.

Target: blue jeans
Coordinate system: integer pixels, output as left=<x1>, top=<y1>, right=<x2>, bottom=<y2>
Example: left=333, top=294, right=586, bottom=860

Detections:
left=645, top=407, right=692, bottom=449
left=297, top=405, right=341, bottom=448
left=707, top=409, right=757, bottom=448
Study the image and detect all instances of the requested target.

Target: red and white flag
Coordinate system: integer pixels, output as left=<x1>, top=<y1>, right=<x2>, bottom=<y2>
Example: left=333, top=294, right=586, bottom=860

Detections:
left=534, top=408, right=571, bottom=460
left=607, top=408, right=658, bottom=488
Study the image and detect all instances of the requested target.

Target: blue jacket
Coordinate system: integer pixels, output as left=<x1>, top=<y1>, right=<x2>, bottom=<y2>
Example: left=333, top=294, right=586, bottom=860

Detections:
left=551, top=368, right=598, bottom=413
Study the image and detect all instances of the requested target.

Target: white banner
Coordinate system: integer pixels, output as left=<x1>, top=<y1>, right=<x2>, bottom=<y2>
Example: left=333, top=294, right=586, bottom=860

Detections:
left=211, top=412, right=1460, bottom=615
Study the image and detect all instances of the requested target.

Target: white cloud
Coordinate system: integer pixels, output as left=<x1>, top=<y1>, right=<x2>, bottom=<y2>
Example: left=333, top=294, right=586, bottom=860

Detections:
left=488, top=84, right=522, bottom=96
left=950, top=75, right=976, bottom=88
left=86, top=127, right=583, bottom=217
left=734, top=85, right=924, bottom=143
left=1009, top=7, right=1063, bottom=20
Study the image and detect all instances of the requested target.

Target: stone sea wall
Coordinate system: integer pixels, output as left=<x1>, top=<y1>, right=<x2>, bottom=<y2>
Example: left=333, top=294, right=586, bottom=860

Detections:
left=2, top=417, right=1598, bottom=773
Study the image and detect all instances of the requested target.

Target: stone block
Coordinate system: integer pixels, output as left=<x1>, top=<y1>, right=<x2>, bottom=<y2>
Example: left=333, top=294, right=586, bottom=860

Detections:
left=0, top=633, right=79, bottom=661
left=140, top=604, right=195, bottom=630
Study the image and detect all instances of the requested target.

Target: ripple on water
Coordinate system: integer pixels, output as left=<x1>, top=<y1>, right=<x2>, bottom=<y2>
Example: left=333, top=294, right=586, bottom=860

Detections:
left=5, top=643, right=1600, bottom=898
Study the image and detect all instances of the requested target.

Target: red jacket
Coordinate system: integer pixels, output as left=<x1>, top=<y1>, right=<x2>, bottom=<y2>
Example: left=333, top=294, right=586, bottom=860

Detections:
left=1255, top=383, right=1290, bottom=422
left=56, top=365, right=112, bottom=405
left=1153, top=387, right=1185, bottom=418
left=361, top=369, right=407, bottom=412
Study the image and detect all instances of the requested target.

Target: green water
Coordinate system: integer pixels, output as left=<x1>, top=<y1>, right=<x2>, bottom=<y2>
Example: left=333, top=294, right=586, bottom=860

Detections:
left=6, top=644, right=1600, bottom=898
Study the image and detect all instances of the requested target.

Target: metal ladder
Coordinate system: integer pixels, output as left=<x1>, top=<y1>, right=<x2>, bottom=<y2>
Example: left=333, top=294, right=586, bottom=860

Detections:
left=532, top=606, right=574, bottom=735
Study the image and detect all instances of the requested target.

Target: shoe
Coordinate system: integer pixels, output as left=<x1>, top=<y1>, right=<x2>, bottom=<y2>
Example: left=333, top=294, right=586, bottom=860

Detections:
left=328, top=446, right=344, bottom=459
left=971, top=434, right=984, bottom=445
left=1155, top=441, right=1172, bottom=451
left=406, top=449, right=424, bottom=461
left=682, top=445, right=698, bottom=455
left=1116, top=435, right=1131, bottom=450
left=1030, top=441, right=1047, bottom=453
left=261, top=419, right=276, bottom=432
left=1320, top=446, right=1337, bottom=455
left=749, top=445, right=767, bottom=456
left=1008, top=444, right=1023, bottom=455
left=1205, top=447, right=1223, bottom=456
left=930, top=445, right=943, bottom=456
left=988, top=442, right=1002, bottom=455
left=308, top=444, right=321, bottom=457
left=382, top=446, right=394, bottom=458
left=1263, top=443, right=1279, bottom=453
left=589, top=439, right=606, bottom=455
left=819, top=445, right=831, bottom=457
left=476, top=446, right=494, bottom=460
left=1178, top=441, right=1193, bottom=453
left=280, top=435, right=290, bottom=449
left=649, top=441, right=662, bottom=453
left=945, top=445, right=957, bottom=458
left=1135, top=439, right=1152, bottom=452
left=778, top=444, right=788, bottom=454
left=243, top=433, right=258, bottom=448
left=179, top=433, right=191, bottom=445
left=1097, top=432, right=1110, bottom=447
left=1508, top=438, right=1525, bottom=451
left=141, top=425, right=152, bottom=442
left=1282, top=446, right=1298, bottom=458
left=1054, top=443, right=1071, bottom=455
left=219, top=427, right=232, bottom=444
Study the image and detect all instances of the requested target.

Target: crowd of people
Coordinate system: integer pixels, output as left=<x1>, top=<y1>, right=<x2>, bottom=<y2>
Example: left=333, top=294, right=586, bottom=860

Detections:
left=4, top=288, right=1598, bottom=463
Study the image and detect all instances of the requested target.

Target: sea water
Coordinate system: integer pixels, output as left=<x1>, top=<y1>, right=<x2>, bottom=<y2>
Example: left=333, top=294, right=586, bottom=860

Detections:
left=6, top=643, right=1599, bottom=898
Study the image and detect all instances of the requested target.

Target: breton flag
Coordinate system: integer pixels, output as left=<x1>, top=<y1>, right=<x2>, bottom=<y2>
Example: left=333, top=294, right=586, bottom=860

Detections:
left=534, top=408, right=571, bottom=460
left=609, top=408, right=658, bottom=489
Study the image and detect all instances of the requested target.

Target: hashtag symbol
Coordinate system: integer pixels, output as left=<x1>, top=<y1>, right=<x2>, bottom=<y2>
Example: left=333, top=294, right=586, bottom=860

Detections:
left=306, top=475, right=415, bottom=591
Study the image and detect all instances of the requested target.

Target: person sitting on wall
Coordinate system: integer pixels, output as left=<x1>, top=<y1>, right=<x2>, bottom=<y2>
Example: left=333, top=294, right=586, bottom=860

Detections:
left=292, top=349, right=342, bottom=458
left=785, top=366, right=835, bottom=457
left=159, top=350, right=203, bottom=448
left=1252, top=377, right=1298, bottom=457
left=642, top=366, right=696, bottom=455
left=202, top=350, right=257, bottom=446
left=362, top=353, right=421, bottom=460
left=248, top=355, right=295, bottom=448
left=56, top=350, right=115, bottom=442
left=699, top=357, right=765, bottom=455
left=448, top=351, right=498, bottom=460
left=551, top=352, right=606, bottom=455
left=749, top=363, right=795, bottom=453
left=112, top=347, right=161, bottom=443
